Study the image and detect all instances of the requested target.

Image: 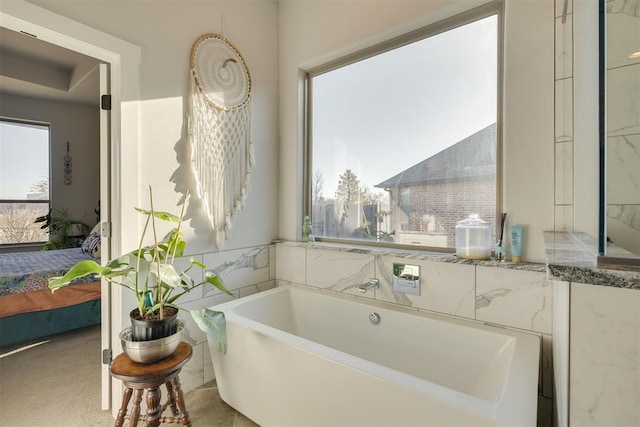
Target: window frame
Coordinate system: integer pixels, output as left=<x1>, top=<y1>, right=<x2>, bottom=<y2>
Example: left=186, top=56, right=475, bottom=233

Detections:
left=303, top=1, right=504, bottom=252
left=0, top=116, right=52, bottom=246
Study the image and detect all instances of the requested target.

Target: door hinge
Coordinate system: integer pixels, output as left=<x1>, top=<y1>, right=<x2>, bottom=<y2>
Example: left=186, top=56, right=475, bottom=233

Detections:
left=102, top=348, right=112, bottom=364
left=101, top=221, right=112, bottom=238
left=101, top=94, right=112, bottom=110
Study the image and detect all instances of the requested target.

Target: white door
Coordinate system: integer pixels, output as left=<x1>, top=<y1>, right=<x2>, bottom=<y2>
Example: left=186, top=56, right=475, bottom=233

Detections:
left=99, top=63, right=112, bottom=410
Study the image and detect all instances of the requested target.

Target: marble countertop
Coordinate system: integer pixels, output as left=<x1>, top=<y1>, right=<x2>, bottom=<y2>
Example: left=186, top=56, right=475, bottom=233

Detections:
left=543, top=231, right=640, bottom=289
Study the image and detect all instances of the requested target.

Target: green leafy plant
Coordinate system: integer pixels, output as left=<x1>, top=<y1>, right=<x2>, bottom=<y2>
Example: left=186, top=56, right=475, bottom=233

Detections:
left=48, top=188, right=232, bottom=349
left=34, top=208, right=89, bottom=249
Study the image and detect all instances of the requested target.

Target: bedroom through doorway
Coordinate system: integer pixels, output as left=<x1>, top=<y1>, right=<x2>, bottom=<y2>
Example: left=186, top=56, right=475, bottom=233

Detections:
left=0, top=19, right=113, bottom=410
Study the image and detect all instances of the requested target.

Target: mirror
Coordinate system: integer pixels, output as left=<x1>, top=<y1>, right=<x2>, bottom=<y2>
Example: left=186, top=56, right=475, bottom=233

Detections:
left=598, top=0, right=640, bottom=268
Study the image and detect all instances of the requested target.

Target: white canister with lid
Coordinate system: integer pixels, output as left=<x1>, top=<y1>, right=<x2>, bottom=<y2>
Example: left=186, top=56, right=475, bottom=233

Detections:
left=455, top=213, right=492, bottom=260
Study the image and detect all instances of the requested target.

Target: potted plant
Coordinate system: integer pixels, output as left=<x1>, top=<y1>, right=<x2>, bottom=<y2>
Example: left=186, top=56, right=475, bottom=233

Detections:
left=35, top=208, right=89, bottom=249
left=48, top=187, right=232, bottom=361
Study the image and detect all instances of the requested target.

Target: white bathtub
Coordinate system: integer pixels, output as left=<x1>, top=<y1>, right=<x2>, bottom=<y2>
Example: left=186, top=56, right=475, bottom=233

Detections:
left=207, top=285, right=540, bottom=426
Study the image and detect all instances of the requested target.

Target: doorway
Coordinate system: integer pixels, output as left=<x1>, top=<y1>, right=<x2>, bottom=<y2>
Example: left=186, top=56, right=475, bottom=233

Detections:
left=0, top=2, right=140, bottom=411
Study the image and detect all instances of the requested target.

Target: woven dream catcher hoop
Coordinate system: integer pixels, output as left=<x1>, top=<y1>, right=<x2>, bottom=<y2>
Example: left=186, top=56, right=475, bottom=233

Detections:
left=189, top=33, right=253, bottom=248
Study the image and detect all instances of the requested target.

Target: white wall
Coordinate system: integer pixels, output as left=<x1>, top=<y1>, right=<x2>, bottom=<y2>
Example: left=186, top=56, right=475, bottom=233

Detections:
left=278, top=0, right=555, bottom=263
left=27, top=0, right=280, bottom=255
left=0, top=93, right=100, bottom=226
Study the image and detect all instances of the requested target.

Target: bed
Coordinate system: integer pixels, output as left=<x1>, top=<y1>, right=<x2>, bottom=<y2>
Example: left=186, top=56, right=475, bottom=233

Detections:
left=0, top=247, right=101, bottom=347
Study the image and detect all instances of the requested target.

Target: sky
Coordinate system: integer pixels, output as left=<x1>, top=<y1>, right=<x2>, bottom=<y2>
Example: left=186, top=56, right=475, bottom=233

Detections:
left=1, top=15, right=497, bottom=203
left=0, top=121, right=50, bottom=199
left=312, top=14, right=498, bottom=199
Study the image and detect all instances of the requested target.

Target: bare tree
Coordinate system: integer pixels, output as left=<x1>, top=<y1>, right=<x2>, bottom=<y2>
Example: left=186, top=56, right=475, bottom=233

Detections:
left=312, top=170, right=325, bottom=203
left=0, top=204, right=47, bottom=244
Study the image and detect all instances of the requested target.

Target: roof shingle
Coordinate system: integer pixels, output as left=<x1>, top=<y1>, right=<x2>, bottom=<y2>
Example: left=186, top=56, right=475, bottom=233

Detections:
left=375, top=123, right=496, bottom=189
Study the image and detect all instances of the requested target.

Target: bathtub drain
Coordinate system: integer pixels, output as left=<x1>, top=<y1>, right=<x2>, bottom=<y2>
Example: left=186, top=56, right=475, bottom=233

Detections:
left=369, top=312, right=381, bottom=325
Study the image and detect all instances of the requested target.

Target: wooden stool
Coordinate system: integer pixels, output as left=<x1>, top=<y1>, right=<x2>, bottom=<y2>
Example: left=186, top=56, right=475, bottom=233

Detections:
left=110, top=342, right=193, bottom=427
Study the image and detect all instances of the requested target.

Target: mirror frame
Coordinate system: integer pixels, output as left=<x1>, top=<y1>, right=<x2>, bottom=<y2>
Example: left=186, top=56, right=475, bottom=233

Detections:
left=597, top=0, right=640, bottom=271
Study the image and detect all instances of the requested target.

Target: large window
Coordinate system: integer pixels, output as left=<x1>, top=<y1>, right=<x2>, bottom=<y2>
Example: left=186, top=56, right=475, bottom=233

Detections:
left=306, top=6, right=500, bottom=250
left=0, top=118, right=51, bottom=245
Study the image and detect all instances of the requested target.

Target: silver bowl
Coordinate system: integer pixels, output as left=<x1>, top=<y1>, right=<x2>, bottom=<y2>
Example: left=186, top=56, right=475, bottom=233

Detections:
left=120, top=319, right=184, bottom=364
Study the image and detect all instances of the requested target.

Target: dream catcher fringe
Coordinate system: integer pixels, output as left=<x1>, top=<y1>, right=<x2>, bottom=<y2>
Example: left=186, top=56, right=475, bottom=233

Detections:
left=188, top=33, right=253, bottom=248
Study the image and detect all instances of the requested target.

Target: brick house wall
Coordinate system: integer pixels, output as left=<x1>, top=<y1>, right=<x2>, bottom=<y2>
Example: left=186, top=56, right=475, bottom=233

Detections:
left=388, top=177, right=496, bottom=247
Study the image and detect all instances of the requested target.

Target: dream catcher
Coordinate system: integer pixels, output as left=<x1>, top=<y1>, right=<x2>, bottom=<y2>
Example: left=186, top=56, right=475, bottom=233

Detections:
left=188, top=33, right=253, bottom=248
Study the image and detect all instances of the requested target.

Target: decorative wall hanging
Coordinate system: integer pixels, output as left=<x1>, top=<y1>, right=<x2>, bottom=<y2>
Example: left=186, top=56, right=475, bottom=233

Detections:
left=64, top=141, right=72, bottom=186
left=188, top=33, right=253, bottom=248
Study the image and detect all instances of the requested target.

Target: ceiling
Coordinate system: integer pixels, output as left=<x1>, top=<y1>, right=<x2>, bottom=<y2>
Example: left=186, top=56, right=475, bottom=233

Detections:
left=0, top=27, right=102, bottom=108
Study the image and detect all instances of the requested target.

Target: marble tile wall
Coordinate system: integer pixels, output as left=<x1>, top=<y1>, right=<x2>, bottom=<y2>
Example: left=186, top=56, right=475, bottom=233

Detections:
left=276, top=243, right=554, bottom=426
left=569, top=282, right=640, bottom=426
left=554, top=0, right=575, bottom=231
left=606, top=0, right=640, bottom=254
left=171, top=244, right=276, bottom=393
left=552, top=280, right=570, bottom=427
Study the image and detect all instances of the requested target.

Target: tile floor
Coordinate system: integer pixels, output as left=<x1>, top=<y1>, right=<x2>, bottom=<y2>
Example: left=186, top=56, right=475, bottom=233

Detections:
left=0, top=325, right=258, bottom=426
left=181, top=380, right=259, bottom=427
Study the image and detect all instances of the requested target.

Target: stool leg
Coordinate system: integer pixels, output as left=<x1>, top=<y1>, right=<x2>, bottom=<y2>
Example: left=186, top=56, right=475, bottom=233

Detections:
left=166, top=380, right=179, bottom=416
left=170, top=376, right=192, bottom=427
left=145, top=386, right=162, bottom=427
left=115, top=387, right=133, bottom=427
left=129, top=388, right=144, bottom=427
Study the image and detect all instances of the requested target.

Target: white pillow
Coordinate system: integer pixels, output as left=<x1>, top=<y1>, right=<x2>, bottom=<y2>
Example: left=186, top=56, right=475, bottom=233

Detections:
left=90, top=223, right=101, bottom=235
left=92, top=240, right=101, bottom=259
left=82, top=232, right=101, bottom=258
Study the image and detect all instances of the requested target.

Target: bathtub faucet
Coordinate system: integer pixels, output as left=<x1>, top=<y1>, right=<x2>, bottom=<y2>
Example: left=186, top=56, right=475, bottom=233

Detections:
left=358, top=278, right=379, bottom=293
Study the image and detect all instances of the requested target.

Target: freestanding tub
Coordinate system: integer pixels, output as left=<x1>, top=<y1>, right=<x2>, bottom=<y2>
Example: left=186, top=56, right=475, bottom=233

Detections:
left=207, top=285, right=540, bottom=426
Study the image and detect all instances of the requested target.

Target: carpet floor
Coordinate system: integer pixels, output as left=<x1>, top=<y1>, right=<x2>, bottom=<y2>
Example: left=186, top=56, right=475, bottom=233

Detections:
left=0, top=325, right=258, bottom=426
